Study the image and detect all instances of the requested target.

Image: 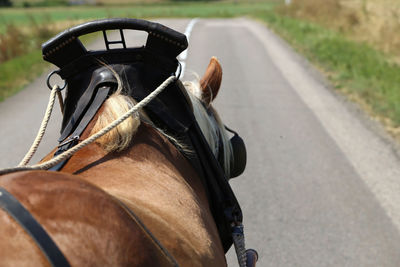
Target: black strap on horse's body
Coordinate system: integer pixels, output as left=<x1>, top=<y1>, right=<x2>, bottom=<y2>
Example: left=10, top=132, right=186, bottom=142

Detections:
left=0, top=186, right=179, bottom=266
left=0, top=187, right=70, bottom=267
left=115, top=197, right=180, bottom=267
left=49, top=84, right=111, bottom=171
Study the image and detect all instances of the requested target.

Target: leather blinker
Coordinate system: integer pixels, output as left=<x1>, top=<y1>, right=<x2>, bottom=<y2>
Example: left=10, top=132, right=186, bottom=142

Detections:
left=225, top=126, right=247, bottom=179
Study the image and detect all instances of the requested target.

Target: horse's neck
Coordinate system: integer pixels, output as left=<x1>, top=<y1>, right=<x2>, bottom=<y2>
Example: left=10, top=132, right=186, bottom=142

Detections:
left=60, top=122, right=209, bottom=202
left=46, top=120, right=226, bottom=266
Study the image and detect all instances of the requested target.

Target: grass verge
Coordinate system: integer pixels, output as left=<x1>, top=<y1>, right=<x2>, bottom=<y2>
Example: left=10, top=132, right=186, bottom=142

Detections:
left=255, top=10, right=400, bottom=138
left=0, top=1, right=276, bottom=101
left=0, top=49, right=48, bottom=101
left=0, top=2, right=276, bottom=32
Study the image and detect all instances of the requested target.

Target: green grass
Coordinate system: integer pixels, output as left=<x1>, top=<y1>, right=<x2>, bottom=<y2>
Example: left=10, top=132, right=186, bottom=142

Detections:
left=0, top=1, right=276, bottom=101
left=0, top=2, right=275, bottom=32
left=0, top=49, right=48, bottom=101
left=256, top=11, right=400, bottom=127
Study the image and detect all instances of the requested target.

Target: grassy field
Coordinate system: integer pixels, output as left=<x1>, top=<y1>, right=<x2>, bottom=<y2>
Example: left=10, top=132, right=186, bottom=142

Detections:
left=0, top=1, right=275, bottom=32
left=258, top=0, right=400, bottom=138
left=0, top=1, right=276, bottom=101
left=0, top=50, right=46, bottom=100
left=281, top=0, right=400, bottom=62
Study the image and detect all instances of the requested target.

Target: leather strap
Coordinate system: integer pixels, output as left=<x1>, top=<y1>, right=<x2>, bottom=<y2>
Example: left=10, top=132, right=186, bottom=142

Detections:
left=115, top=198, right=179, bottom=267
left=49, top=86, right=111, bottom=171
left=59, top=72, right=114, bottom=142
left=0, top=187, right=70, bottom=267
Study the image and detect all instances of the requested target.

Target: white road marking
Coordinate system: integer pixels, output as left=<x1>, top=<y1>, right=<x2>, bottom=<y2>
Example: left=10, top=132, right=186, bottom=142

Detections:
left=177, top=18, right=198, bottom=78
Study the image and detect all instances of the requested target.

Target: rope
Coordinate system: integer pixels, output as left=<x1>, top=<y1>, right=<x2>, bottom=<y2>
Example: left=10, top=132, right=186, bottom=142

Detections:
left=0, top=75, right=176, bottom=175
left=18, top=85, right=59, bottom=166
left=56, top=90, right=64, bottom=115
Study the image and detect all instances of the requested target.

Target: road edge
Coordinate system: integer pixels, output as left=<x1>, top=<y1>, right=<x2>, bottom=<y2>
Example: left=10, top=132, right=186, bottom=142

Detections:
left=242, top=17, right=400, bottom=233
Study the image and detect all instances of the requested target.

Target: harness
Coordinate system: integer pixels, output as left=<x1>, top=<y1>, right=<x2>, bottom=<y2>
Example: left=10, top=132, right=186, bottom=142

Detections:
left=1, top=18, right=254, bottom=266
left=42, top=18, right=246, bottom=252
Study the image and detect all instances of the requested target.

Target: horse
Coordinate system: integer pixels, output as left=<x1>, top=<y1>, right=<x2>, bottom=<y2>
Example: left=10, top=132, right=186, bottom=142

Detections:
left=0, top=18, right=254, bottom=266
left=43, top=56, right=231, bottom=266
left=0, top=60, right=238, bottom=266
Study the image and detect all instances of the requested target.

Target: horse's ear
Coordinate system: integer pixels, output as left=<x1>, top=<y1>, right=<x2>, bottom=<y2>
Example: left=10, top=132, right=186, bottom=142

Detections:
left=200, top=57, right=222, bottom=106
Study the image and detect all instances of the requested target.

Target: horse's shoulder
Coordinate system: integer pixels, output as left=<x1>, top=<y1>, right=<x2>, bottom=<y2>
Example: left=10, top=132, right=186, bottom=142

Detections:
left=0, top=171, right=175, bottom=266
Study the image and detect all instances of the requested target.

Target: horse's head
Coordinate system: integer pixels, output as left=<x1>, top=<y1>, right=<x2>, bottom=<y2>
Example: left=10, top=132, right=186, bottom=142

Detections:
left=183, top=57, right=246, bottom=178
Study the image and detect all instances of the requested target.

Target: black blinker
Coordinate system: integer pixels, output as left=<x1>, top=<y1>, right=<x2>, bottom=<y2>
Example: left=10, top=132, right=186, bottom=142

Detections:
left=225, top=126, right=247, bottom=179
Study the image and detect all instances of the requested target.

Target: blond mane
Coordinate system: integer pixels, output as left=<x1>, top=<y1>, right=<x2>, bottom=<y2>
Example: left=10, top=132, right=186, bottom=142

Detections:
left=90, top=93, right=140, bottom=152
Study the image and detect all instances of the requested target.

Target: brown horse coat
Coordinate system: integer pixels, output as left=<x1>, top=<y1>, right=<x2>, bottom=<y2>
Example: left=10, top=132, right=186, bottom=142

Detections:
left=0, top=171, right=176, bottom=266
left=42, top=121, right=227, bottom=266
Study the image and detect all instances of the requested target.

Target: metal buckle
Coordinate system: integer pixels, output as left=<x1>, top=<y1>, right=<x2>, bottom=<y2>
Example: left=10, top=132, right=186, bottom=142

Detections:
left=58, top=135, right=80, bottom=148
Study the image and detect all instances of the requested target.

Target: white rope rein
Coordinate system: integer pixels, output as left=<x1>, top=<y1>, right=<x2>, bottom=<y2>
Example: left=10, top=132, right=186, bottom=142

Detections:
left=18, top=85, right=60, bottom=166
left=0, top=75, right=176, bottom=175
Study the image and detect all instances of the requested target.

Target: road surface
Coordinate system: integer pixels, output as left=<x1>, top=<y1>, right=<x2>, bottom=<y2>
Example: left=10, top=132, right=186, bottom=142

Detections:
left=1, top=18, right=400, bottom=266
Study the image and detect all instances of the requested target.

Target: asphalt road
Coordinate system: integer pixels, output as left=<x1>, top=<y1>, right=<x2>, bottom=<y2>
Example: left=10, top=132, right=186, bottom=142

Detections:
left=2, top=18, right=400, bottom=266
